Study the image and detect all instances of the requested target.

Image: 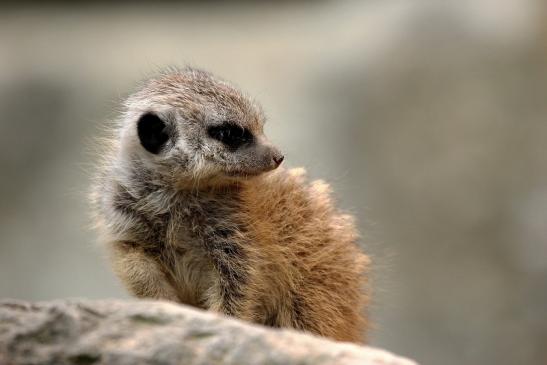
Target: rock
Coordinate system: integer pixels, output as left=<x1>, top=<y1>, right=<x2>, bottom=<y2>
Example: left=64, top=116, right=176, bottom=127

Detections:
left=0, top=299, right=417, bottom=365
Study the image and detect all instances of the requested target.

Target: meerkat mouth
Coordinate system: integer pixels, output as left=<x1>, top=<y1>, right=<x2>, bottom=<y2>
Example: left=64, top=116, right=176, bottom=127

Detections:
left=224, top=169, right=264, bottom=178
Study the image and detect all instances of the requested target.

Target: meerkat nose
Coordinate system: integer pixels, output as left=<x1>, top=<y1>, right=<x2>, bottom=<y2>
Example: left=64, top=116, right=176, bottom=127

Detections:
left=273, top=154, right=285, bottom=167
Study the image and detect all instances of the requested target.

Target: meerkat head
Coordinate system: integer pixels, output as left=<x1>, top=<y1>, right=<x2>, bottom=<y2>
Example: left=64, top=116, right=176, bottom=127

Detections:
left=118, top=68, right=284, bottom=188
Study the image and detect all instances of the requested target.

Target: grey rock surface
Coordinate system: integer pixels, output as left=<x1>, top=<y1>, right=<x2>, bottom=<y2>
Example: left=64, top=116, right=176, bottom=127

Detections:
left=0, top=299, right=417, bottom=365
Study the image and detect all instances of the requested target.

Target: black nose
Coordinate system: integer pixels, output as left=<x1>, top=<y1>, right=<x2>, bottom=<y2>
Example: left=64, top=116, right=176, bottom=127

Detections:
left=273, top=154, right=284, bottom=166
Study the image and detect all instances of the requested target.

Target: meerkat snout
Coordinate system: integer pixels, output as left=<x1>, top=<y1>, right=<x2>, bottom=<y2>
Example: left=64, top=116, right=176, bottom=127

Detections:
left=273, top=153, right=284, bottom=166
left=252, top=138, right=284, bottom=172
left=266, top=143, right=284, bottom=168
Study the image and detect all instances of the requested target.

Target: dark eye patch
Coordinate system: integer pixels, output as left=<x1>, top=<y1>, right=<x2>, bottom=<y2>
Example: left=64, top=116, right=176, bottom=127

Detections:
left=137, top=112, right=169, bottom=154
left=207, top=122, right=253, bottom=150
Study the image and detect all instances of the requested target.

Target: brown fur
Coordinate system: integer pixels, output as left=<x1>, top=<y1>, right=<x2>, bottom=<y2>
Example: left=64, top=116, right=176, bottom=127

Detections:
left=91, top=67, right=370, bottom=343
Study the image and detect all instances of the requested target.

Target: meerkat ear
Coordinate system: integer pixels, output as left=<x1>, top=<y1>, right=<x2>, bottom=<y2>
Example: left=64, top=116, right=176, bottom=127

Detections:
left=137, top=113, right=169, bottom=154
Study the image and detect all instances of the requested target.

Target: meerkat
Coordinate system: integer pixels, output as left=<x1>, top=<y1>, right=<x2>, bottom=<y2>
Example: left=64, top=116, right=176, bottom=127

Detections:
left=91, top=67, right=370, bottom=343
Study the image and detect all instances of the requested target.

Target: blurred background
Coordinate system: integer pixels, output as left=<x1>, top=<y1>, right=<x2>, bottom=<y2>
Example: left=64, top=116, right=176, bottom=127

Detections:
left=1, top=1, right=546, bottom=364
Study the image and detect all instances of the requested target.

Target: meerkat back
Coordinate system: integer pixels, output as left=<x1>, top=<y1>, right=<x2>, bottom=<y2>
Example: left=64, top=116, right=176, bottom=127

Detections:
left=91, top=67, right=370, bottom=343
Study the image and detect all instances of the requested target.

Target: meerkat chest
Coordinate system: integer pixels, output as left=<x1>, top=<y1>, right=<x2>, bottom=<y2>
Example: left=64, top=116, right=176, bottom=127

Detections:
left=166, top=242, right=214, bottom=307
left=164, top=193, right=245, bottom=305
left=111, top=183, right=249, bottom=305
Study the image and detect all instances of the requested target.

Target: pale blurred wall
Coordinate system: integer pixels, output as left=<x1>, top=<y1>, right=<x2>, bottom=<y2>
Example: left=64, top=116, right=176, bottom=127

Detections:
left=0, top=1, right=546, bottom=364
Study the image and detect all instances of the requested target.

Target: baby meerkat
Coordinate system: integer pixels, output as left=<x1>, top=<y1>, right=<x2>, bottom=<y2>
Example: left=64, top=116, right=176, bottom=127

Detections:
left=91, top=67, right=370, bottom=343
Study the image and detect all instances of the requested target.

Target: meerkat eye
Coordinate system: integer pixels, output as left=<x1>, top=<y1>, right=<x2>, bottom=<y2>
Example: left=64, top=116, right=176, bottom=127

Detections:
left=207, top=122, right=253, bottom=150
left=137, top=113, right=169, bottom=154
